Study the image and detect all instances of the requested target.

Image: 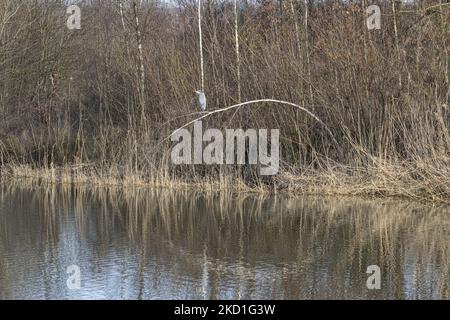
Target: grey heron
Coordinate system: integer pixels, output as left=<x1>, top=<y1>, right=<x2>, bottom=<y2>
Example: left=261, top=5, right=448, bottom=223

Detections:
left=195, top=90, right=207, bottom=111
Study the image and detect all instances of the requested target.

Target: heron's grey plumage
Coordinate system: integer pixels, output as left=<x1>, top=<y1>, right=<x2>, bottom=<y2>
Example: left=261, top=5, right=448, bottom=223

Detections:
left=195, top=90, right=207, bottom=111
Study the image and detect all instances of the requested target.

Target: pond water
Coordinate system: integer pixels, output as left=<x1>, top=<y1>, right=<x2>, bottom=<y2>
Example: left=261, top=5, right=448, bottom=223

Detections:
left=0, top=183, right=448, bottom=299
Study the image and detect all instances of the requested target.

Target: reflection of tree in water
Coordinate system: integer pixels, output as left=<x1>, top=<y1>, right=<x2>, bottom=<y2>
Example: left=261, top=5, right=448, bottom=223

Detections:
left=0, top=183, right=448, bottom=299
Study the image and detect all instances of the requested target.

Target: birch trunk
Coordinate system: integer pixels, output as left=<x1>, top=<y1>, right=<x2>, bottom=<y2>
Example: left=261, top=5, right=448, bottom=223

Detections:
left=391, top=0, right=402, bottom=88
left=132, top=0, right=146, bottom=118
left=303, top=0, right=313, bottom=102
left=289, top=0, right=301, bottom=57
left=234, top=0, right=241, bottom=102
left=198, top=0, right=205, bottom=92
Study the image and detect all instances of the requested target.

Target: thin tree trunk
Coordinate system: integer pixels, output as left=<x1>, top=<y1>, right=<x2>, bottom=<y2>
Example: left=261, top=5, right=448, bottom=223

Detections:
left=132, top=0, right=146, bottom=119
left=303, top=0, right=313, bottom=103
left=198, top=0, right=205, bottom=92
left=234, top=0, right=241, bottom=102
left=118, top=0, right=133, bottom=85
left=438, top=0, right=449, bottom=92
left=362, top=0, right=370, bottom=100
left=289, top=0, right=301, bottom=56
left=391, top=0, right=402, bottom=88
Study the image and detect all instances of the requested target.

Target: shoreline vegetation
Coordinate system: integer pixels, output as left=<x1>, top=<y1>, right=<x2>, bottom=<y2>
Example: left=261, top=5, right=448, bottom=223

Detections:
left=0, top=1, right=448, bottom=203
left=1, top=155, right=448, bottom=203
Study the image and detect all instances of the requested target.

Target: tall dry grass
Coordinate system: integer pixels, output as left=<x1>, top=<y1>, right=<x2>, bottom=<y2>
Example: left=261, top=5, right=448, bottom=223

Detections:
left=0, top=0, right=448, bottom=201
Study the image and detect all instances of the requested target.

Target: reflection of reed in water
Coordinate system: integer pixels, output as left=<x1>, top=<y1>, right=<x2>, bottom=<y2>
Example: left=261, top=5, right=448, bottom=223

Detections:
left=0, top=182, right=448, bottom=299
